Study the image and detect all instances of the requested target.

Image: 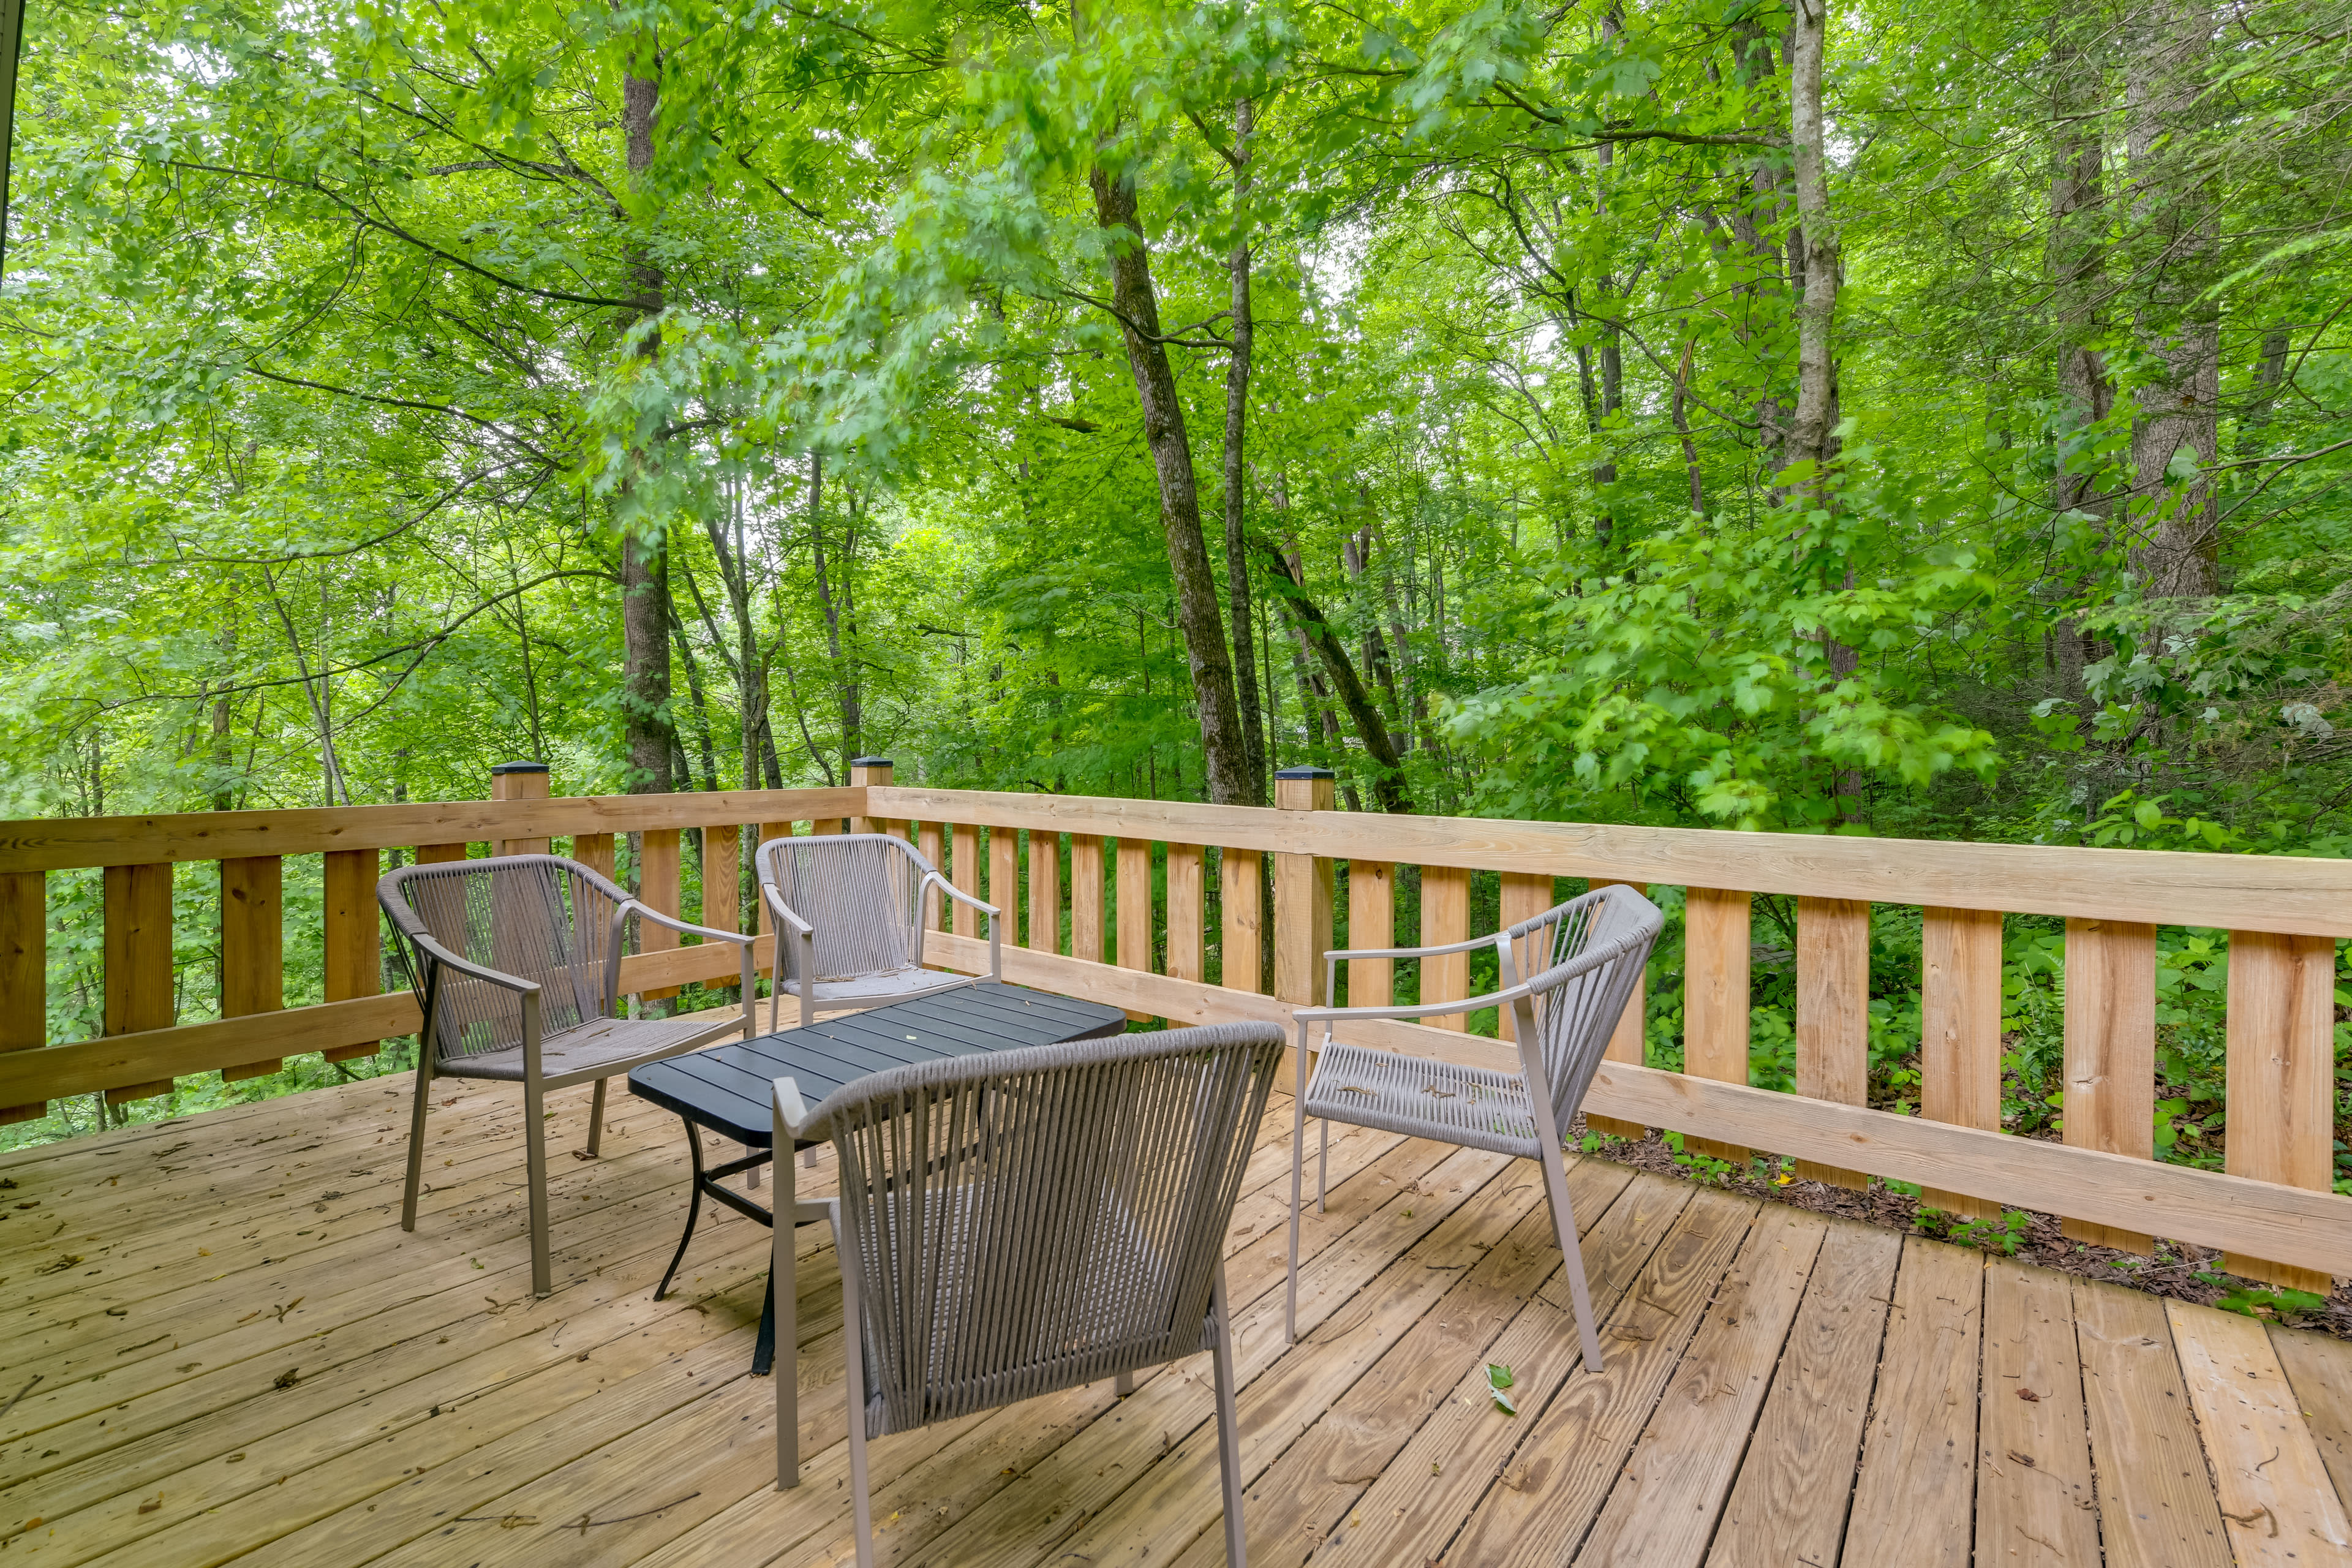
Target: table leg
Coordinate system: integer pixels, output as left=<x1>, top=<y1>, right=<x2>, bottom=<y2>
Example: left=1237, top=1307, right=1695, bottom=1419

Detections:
left=654, top=1115, right=708, bottom=1303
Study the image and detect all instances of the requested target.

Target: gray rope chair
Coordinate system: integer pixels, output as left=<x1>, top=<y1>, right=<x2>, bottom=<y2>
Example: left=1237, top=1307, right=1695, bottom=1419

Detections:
left=768, top=1020, right=1286, bottom=1567
left=755, top=832, right=1000, bottom=1033
left=379, top=854, right=757, bottom=1297
left=1285, top=882, right=1664, bottom=1371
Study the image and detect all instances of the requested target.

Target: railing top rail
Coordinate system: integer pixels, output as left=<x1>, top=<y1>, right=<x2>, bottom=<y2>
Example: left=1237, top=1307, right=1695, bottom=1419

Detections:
left=867, top=786, right=2352, bottom=937
left=0, top=786, right=861, bottom=873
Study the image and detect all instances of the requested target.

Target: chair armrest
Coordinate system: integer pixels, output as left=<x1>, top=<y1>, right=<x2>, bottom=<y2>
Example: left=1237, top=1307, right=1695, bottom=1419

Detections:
left=925, top=872, right=1001, bottom=920
left=627, top=902, right=757, bottom=946
left=400, top=929, right=541, bottom=995
left=1320, top=933, right=1496, bottom=963
left=1294, top=977, right=1536, bottom=1029
left=759, top=884, right=815, bottom=937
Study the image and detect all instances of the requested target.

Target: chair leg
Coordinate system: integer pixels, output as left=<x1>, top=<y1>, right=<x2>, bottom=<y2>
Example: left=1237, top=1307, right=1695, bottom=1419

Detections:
left=842, top=1212, right=875, bottom=1568
left=1316, top=1117, right=1329, bottom=1213
left=524, top=1071, right=552, bottom=1298
left=400, top=1038, right=437, bottom=1233
left=1114, top=1370, right=1135, bottom=1398
left=774, top=1132, right=800, bottom=1485
left=1537, top=1140, right=1604, bottom=1373
left=1285, top=1039, right=1307, bottom=1345
left=1210, top=1259, right=1249, bottom=1568
left=585, top=1077, right=607, bottom=1158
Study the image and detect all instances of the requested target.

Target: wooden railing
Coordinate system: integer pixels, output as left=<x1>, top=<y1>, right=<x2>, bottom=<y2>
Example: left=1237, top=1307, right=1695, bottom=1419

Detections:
left=2, top=760, right=2347, bottom=1288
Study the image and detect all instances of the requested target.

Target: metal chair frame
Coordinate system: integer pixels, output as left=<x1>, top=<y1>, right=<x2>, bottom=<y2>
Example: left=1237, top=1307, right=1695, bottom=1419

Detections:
left=755, top=832, right=1001, bottom=1035
left=1284, top=883, right=1664, bottom=1373
left=767, top=1022, right=1283, bottom=1567
left=379, top=853, right=757, bottom=1296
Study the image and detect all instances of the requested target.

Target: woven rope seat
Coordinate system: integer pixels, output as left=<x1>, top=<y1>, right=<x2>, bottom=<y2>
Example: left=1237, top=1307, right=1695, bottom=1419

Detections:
left=1302, top=1042, right=1544, bottom=1157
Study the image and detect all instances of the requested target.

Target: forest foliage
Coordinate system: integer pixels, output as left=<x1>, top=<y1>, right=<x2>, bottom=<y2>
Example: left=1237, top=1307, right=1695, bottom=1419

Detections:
left=0, top=0, right=2346, bottom=1177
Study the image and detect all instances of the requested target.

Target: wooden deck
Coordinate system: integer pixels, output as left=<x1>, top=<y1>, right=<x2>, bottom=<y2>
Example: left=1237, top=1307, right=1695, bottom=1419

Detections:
left=4, top=1071, right=2350, bottom=1568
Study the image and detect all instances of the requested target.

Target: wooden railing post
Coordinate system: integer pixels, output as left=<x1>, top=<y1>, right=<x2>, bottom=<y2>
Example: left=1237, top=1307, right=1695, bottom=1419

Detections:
left=992, top=826, right=1022, bottom=950
left=219, top=856, right=285, bottom=1082
left=1578, top=878, right=1649, bottom=1139
left=1218, top=846, right=1263, bottom=993
left=1166, top=843, right=1204, bottom=984
left=1921, top=907, right=2003, bottom=1218
left=1419, top=864, right=1469, bottom=1030
left=1, top=870, right=45, bottom=1125
left=2222, top=930, right=2336, bottom=1292
left=849, top=758, right=891, bottom=833
left=1071, top=835, right=1106, bottom=964
left=491, top=761, right=551, bottom=855
left=1795, top=895, right=1870, bottom=1186
left=1349, top=860, right=1396, bottom=1009
left=2060, top=918, right=2155, bottom=1249
left=1683, top=886, right=1753, bottom=1163
left=103, top=862, right=174, bottom=1105
left=1028, top=831, right=1062, bottom=956
left=1274, top=768, right=1335, bottom=1092
left=322, top=849, right=385, bottom=1065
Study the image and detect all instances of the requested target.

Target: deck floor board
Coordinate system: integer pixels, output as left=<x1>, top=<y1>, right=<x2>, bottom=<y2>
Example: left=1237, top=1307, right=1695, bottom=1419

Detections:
left=2, top=1071, right=2343, bottom=1567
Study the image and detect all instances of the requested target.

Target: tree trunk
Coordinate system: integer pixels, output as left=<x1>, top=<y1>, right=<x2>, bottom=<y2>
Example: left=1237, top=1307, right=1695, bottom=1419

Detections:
left=1221, top=99, right=1268, bottom=807
left=1264, top=544, right=1414, bottom=813
left=807, top=454, right=863, bottom=767
left=618, top=58, right=674, bottom=795
left=2125, top=0, right=2220, bottom=598
left=1088, top=163, right=1251, bottom=805
left=1787, top=0, right=1840, bottom=486
left=2048, top=9, right=2114, bottom=698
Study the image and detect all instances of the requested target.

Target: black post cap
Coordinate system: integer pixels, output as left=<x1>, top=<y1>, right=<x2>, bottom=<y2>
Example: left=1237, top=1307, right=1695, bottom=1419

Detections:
left=849, top=756, right=894, bottom=768
left=1273, top=766, right=1335, bottom=780
left=491, top=760, right=550, bottom=774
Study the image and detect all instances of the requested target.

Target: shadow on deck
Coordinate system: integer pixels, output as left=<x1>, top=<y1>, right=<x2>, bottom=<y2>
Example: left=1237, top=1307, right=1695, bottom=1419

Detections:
left=4, top=1068, right=2350, bottom=1567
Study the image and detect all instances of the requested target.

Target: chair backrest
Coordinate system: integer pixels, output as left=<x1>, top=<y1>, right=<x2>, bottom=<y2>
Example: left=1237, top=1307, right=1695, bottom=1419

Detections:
left=756, top=833, right=930, bottom=985
left=805, top=1020, right=1285, bottom=1439
left=378, top=855, right=628, bottom=1065
left=1501, top=883, right=1667, bottom=1132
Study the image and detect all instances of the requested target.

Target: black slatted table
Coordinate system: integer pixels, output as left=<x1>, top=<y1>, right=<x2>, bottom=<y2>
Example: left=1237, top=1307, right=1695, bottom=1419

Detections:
left=627, top=979, right=1128, bottom=1373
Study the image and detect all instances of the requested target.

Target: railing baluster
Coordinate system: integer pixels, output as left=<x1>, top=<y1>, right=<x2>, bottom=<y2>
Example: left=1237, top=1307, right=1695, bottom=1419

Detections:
left=2060, top=918, right=2155, bottom=1248
left=1165, top=843, right=1204, bottom=984
left=1117, top=838, right=1155, bottom=1021
left=1795, top=895, right=1870, bottom=1186
left=1071, top=835, right=1106, bottom=963
left=703, top=826, right=741, bottom=942
left=417, top=843, right=469, bottom=865
left=1027, top=831, right=1061, bottom=956
left=1683, top=886, right=1753, bottom=1163
left=639, top=828, right=682, bottom=1002
left=220, top=856, right=285, bottom=1082
left=322, top=849, right=383, bottom=1065
left=1350, top=860, right=1396, bottom=1008
left=951, top=824, right=979, bottom=938
left=1419, top=864, right=1470, bottom=1030
left=991, top=827, right=1022, bottom=949
left=1273, top=769, right=1335, bottom=1093
left=918, top=823, right=944, bottom=934
left=1, top=870, right=46, bottom=1125
left=2222, top=930, right=2336, bottom=1292
left=1581, top=878, right=1648, bottom=1139
left=760, top=822, right=793, bottom=981
left=1921, top=906, right=2003, bottom=1218
left=103, top=862, right=175, bottom=1105
left=1218, top=848, right=1263, bottom=993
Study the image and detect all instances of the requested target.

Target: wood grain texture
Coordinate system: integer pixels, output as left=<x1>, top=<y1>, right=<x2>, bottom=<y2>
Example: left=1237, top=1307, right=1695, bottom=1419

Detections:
left=1070, top=834, right=1105, bottom=965
left=990, top=827, right=1020, bottom=948
left=951, top=823, right=980, bottom=940
left=320, top=849, right=383, bottom=1065
left=1164, top=842, right=1204, bottom=983
left=218, top=856, right=285, bottom=1083
left=415, top=842, right=469, bottom=865
left=1027, top=831, right=1061, bottom=956
left=2169, top=1298, right=2352, bottom=1564
left=1272, top=774, right=1335, bottom=1017
left=1795, top=896, right=1870, bottom=1186
left=1586, top=878, right=1649, bottom=1139
left=2222, top=929, right=2338, bottom=1292
left=1683, top=886, right=1752, bottom=1163
left=2269, top=1324, right=2352, bottom=1517
left=1116, top=837, right=1153, bottom=976
left=490, top=764, right=551, bottom=855
left=2062, top=918, right=2156, bottom=1249
left=1844, top=1238, right=1984, bottom=1567
left=0, top=869, right=43, bottom=1124
left=636, top=828, right=682, bottom=1002
left=1570, top=1206, right=1830, bottom=1568
left=1218, top=847, right=1261, bottom=994
left=1975, top=1258, right=2100, bottom=1567
left=1921, top=905, right=2003, bottom=1219
left=1704, top=1219, right=1901, bottom=1568
left=848, top=758, right=892, bottom=832
left=2072, top=1278, right=2231, bottom=1568
left=700, top=826, right=740, bottom=937
left=866, top=784, right=2352, bottom=936
left=570, top=834, right=613, bottom=881
left=1417, top=862, right=1469, bottom=1031
left=1348, top=859, right=1395, bottom=1008
left=103, top=861, right=174, bottom=1104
